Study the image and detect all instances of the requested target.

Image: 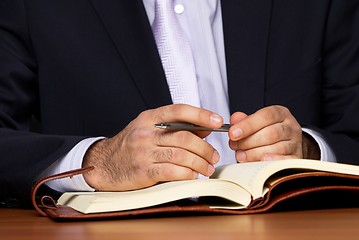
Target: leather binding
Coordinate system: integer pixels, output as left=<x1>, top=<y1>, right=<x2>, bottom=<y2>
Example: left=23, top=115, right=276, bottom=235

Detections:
left=31, top=167, right=359, bottom=221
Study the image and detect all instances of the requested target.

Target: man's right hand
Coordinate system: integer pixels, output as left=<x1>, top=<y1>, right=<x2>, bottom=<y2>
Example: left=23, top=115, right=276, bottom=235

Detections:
left=82, top=104, right=223, bottom=191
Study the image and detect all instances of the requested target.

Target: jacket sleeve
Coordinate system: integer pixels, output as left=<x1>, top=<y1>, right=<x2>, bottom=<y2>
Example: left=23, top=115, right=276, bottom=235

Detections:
left=0, top=0, right=85, bottom=208
left=318, top=0, right=359, bottom=165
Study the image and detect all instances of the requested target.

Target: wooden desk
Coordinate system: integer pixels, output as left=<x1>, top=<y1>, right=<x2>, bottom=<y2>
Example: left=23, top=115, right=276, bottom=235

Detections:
left=1, top=208, right=359, bottom=240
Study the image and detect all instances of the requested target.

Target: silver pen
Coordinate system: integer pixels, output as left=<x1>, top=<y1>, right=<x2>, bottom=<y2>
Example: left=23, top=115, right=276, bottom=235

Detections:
left=154, top=122, right=231, bottom=132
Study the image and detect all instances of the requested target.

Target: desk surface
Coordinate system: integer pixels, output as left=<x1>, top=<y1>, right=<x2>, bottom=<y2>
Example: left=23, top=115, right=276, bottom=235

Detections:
left=1, top=208, right=359, bottom=240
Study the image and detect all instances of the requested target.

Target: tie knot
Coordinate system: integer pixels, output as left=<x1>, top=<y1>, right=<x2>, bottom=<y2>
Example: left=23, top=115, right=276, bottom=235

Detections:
left=155, top=0, right=174, bottom=13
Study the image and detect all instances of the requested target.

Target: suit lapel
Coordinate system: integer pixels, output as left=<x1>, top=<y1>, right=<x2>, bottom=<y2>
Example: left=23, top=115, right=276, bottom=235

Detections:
left=89, top=0, right=272, bottom=112
left=222, top=0, right=273, bottom=114
left=89, top=0, right=172, bottom=108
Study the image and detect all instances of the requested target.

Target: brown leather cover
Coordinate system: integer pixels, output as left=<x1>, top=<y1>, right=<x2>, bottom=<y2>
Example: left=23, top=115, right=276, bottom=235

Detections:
left=31, top=167, right=359, bottom=221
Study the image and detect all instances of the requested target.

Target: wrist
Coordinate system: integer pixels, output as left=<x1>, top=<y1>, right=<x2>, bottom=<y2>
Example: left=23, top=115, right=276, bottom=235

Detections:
left=83, top=138, right=112, bottom=190
left=302, top=132, right=320, bottom=160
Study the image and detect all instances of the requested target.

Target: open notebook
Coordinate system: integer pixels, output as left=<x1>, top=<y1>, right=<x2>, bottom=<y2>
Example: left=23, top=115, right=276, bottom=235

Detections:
left=32, top=159, right=359, bottom=220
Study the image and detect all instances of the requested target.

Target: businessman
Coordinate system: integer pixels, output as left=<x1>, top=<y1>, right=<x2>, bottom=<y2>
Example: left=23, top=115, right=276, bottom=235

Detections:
left=1, top=0, right=359, bottom=207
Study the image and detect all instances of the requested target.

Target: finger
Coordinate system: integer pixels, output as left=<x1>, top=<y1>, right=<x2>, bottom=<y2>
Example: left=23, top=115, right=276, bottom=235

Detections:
left=229, top=106, right=290, bottom=141
left=235, top=140, right=302, bottom=162
left=155, top=129, right=220, bottom=164
left=152, top=147, right=215, bottom=177
left=229, top=122, right=293, bottom=150
left=150, top=104, right=224, bottom=129
left=260, top=154, right=302, bottom=161
left=120, top=163, right=199, bottom=190
left=147, top=163, right=199, bottom=183
left=230, top=112, right=248, bottom=124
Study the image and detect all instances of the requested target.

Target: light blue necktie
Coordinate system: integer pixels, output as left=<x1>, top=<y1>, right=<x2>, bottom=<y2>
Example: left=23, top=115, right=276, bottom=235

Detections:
left=152, top=0, right=201, bottom=107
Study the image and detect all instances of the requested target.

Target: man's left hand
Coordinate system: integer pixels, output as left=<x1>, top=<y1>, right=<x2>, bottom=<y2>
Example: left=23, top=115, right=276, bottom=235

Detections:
left=228, top=105, right=304, bottom=162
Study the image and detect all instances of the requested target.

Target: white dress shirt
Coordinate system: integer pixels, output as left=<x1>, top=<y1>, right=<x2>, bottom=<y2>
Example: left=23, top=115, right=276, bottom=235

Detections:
left=40, top=0, right=336, bottom=192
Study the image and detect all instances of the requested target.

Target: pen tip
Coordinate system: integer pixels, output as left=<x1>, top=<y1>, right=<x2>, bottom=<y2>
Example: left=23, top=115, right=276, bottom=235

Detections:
left=154, top=123, right=166, bottom=129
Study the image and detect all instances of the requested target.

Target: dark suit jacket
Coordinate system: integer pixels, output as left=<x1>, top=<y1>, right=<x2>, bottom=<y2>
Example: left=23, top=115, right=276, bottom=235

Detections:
left=1, top=0, right=359, bottom=207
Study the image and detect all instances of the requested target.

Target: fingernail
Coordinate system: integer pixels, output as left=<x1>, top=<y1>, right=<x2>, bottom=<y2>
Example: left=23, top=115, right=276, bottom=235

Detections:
left=210, top=114, right=222, bottom=125
left=193, top=172, right=199, bottom=179
left=232, top=128, right=243, bottom=138
left=207, top=165, right=215, bottom=176
left=212, top=150, right=220, bottom=164
left=236, top=151, right=246, bottom=162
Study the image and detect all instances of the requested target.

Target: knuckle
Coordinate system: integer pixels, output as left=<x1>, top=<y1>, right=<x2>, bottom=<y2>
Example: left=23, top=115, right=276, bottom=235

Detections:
left=162, top=166, right=194, bottom=180
left=161, top=167, right=174, bottom=180
left=171, top=104, right=186, bottom=117
left=285, top=141, right=297, bottom=154
left=262, top=110, right=275, bottom=122
left=294, top=124, right=302, bottom=134
left=198, top=109, right=211, bottom=122
left=185, top=168, right=197, bottom=179
left=276, top=143, right=287, bottom=155
left=131, top=127, right=152, bottom=141
left=283, top=121, right=301, bottom=138
left=280, top=124, right=287, bottom=134
left=174, top=131, right=192, bottom=145
left=169, top=148, right=182, bottom=164
left=281, top=124, right=292, bottom=137
left=198, top=142, right=213, bottom=160
left=267, top=127, right=280, bottom=142
left=158, top=148, right=174, bottom=163
left=187, top=157, right=197, bottom=169
left=154, top=130, right=167, bottom=146
left=152, top=106, right=171, bottom=123
left=146, top=166, right=161, bottom=182
left=138, top=109, right=153, bottom=121
left=273, top=105, right=290, bottom=117
left=273, top=105, right=291, bottom=121
left=291, top=141, right=301, bottom=154
left=279, top=106, right=290, bottom=116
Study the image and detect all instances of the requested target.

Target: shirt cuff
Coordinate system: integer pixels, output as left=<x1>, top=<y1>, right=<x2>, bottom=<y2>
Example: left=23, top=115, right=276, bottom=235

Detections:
left=38, top=137, right=105, bottom=192
left=302, top=128, right=337, bottom=163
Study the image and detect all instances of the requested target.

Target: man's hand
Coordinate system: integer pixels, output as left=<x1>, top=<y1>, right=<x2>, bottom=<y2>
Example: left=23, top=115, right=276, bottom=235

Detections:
left=228, top=105, right=319, bottom=162
left=82, top=104, right=223, bottom=191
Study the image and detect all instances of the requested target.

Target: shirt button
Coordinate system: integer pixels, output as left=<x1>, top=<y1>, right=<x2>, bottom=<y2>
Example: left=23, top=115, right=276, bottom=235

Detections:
left=174, top=4, right=185, bottom=14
